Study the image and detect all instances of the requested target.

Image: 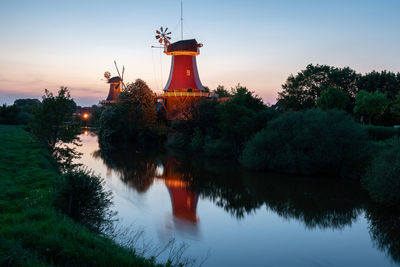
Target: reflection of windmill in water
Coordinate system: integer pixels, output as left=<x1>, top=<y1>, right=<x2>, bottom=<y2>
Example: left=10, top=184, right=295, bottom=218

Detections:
left=100, top=61, right=126, bottom=105
left=157, top=157, right=199, bottom=223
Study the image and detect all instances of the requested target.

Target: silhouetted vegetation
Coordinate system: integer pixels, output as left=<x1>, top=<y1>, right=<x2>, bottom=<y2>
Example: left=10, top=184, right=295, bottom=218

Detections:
left=277, top=64, right=358, bottom=111
left=354, top=90, right=389, bottom=124
left=30, top=87, right=81, bottom=171
left=241, top=109, right=371, bottom=178
left=98, top=79, right=166, bottom=150
left=171, top=85, right=279, bottom=158
left=212, top=85, right=232, bottom=97
left=362, top=138, right=400, bottom=206
left=316, top=86, right=350, bottom=110
left=0, top=99, right=41, bottom=125
left=277, top=65, right=400, bottom=125
left=54, top=168, right=115, bottom=233
left=365, top=125, right=400, bottom=141
left=366, top=206, right=400, bottom=263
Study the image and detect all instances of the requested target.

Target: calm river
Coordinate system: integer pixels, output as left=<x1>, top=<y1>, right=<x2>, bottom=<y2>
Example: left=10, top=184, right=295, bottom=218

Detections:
left=75, top=132, right=400, bottom=267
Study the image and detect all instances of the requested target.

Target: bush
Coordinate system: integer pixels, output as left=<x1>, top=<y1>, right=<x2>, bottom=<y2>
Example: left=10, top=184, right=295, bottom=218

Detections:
left=204, top=138, right=233, bottom=158
left=316, top=87, right=350, bottom=110
left=365, top=125, right=400, bottom=141
left=241, top=109, right=371, bottom=178
left=54, top=168, right=115, bottom=233
left=98, top=79, right=166, bottom=149
left=362, top=138, right=400, bottom=206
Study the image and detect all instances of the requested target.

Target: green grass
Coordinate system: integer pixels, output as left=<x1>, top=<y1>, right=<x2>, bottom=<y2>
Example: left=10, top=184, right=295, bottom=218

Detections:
left=0, top=125, right=161, bottom=266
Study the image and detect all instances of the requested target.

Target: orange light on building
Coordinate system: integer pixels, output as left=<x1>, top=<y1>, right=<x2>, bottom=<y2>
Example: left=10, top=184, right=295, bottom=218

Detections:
left=83, top=113, right=89, bottom=119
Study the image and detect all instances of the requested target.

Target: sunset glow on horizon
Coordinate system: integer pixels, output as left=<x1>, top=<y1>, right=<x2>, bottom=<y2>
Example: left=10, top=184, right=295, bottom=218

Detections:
left=1, top=0, right=400, bottom=106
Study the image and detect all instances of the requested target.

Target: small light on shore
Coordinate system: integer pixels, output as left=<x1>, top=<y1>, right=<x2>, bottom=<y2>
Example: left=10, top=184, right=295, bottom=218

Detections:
left=83, top=113, right=89, bottom=119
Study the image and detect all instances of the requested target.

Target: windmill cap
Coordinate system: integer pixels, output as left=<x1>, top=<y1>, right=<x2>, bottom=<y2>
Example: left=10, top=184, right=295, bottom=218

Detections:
left=108, top=76, right=122, bottom=83
left=166, top=39, right=202, bottom=55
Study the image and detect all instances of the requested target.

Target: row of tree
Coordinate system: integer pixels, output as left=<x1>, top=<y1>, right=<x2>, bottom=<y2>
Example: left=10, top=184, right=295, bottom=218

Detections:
left=277, top=64, right=400, bottom=125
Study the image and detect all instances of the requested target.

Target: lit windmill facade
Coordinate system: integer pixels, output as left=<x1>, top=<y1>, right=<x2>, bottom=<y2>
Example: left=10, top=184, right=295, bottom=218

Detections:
left=105, top=76, right=122, bottom=103
left=155, top=27, right=209, bottom=120
left=163, top=39, right=205, bottom=92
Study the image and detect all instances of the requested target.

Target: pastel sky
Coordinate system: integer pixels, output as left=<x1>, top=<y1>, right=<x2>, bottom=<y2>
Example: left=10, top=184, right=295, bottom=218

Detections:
left=1, top=0, right=399, bottom=106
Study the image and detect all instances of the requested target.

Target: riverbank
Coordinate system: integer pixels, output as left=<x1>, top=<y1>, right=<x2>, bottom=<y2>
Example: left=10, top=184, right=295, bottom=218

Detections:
left=0, top=125, right=160, bottom=266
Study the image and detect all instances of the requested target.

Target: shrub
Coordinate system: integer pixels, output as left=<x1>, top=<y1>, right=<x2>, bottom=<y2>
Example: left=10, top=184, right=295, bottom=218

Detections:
left=365, top=125, right=400, bottom=141
left=204, top=138, right=233, bottom=158
left=97, top=79, right=166, bottom=149
left=354, top=90, right=389, bottom=124
left=241, top=109, right=371, bottom=178
left=316, top=86, right=350, bottom=110
left=362, top=138, right=400, bottom=206
left=54, top=168, right=115, bottom=233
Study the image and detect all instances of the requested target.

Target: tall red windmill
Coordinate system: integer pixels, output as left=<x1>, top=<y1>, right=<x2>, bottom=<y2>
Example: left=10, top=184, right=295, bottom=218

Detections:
left=154, top=19, right=209, bottom=119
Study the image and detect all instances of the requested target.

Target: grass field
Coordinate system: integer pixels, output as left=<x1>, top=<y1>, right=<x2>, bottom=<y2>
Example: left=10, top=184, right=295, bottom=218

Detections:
left=0, top=125, right=161, bottom=266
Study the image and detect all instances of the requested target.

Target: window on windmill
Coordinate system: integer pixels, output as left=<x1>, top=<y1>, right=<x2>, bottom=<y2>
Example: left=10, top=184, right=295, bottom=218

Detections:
left=186, top=70, right=191, bottom=76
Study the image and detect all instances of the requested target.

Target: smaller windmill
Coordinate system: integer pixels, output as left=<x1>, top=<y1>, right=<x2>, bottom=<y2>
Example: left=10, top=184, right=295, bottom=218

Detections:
left=103, top=61, right=126, bottom=104
left=155, top=27, right=172, bottom=49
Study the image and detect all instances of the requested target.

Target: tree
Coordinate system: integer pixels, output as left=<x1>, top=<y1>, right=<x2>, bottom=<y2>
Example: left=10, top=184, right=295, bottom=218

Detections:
left=54, top=168, right=115, bottom=233
left=316, top=87, right=350, bottom=110
left=31, top=87, right=81, bottom=170
left=213, top=85, right=232, bottom=97
left=0, top=104, right=19, bottom=124
left=354, top=90, right=389, bottom=124
left=241, top=109, right=371, bottom=179
left=362, top=138, right=400, bottom=206
left=98, top=79, right=166, bottom=149
left=357, top=70, right=400, bottom=100
left=217, top=85, right=271, bottom=156
left=390, top=92, right=400, bottom=124
left=277, top=64, right=359, bottom=110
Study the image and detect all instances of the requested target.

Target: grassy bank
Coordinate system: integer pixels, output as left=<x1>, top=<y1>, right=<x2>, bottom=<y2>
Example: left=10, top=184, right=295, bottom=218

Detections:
left=0, top=125, right=160, bottom=266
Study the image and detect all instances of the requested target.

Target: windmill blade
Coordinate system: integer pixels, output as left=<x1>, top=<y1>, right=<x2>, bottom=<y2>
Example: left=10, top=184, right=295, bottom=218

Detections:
left=167, top=36, right=171, bottom=40
left=156, top=35, right=160, bottom=39
left=156, top=30, right=161, bottom=34
left=165, top=27, right=168, bottom=32
left=167, top=32, right=171, bottom=35
left=114, top=60, right=122, bottom=78
left=160, top=26, right=163, bottom=32
left=121, top=66, right=125, bottom=81
left=159, top=39, right=163, bottom=44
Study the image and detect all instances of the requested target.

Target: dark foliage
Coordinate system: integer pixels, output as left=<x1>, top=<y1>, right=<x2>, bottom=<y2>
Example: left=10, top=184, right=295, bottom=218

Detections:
left=54, top=168, right=115, bottom=233
left=241, top=109, right=371, bottom=178
left=98, top=79, right=166, bottom=150
left=0, top=99, right=41, bottom=125
left=277, top=64, right=359, bottom=110
left=366, top=206, right=400, bottom=263
left=362, top=138, right=400, bottom=206
left=30, top=87, right=81, bottom=171
left=0, top=104, right=19, bottom=124
left=357, top=70, right=400, bottom=100
left=171, top=85, right=279, bottom=159
left=354, top=90, right=389, bottom=124
left=365, top=125, right=400, bottom=141
left=212, top=85, right=232, bottom=97
left=316, top=86, right=350, bottom=110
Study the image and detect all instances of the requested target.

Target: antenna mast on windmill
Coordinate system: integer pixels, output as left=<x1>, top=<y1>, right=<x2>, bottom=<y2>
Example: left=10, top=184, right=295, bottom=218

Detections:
left=180, top=0, right=183, bottom=40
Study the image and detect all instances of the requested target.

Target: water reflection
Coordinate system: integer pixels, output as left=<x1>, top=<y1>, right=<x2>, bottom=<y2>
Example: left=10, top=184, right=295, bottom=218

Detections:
left=79, top=133, right=400, bottom=266
left=157, top=157, right=199, bottom=223
left=94, top=145, right=369, bottom=230
left=366, top=206, right=400, bottom=264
